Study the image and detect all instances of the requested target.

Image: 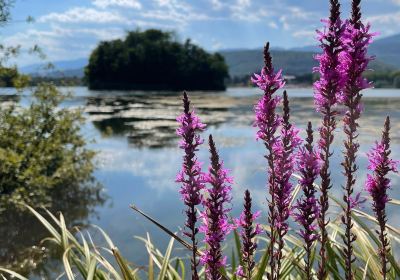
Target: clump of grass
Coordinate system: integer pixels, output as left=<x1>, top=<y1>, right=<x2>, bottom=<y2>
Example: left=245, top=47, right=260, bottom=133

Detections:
left=1, top=198, right=399, bottom=279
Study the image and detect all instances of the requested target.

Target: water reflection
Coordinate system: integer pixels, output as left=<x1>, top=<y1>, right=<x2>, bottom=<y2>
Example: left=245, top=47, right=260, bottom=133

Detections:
left=1, top=87, right=399, bottom=275
left=86, top=88, right=400, bottom=266
left=0, top=179, right=105, bottom=278
left=85, top=90, right=400, bottom=149
left=86, top=93, right=238, bottom=148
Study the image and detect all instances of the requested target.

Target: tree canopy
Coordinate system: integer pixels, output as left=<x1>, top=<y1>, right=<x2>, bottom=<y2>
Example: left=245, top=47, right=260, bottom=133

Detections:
left=0, top=84, right=97, bottom=212
left=85, top=29, right=229, bottom=91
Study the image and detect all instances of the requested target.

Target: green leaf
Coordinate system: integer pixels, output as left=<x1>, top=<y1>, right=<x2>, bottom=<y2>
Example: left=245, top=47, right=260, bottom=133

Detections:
left=0, top=268, right=29, bottom=280
left=233, top=228, right=244, bottom=267
left=158, top=238, right=175, bottom=280
left=63, top=247, right=75, bottom=280
left=149, top=253, right=154, bottom=280
left=113, top=248, right=135, bottom=280
left=255, top=247, right=269, bottom=280
left=86, top=257, right=97, bottom=280
left=26, top=205, right=61, bottom=242
left=231, top=249, right=237, bottom=280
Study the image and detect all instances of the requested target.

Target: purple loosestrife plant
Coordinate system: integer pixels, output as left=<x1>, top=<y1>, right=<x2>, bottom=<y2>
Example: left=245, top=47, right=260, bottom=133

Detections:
left=235, top=190, right=262, bottom=280
left=293, top=122, right=321, bottom=280
left=176, top=91, right=206, bottom=280
left=200, top=135, right=233, bottom=280
left=339, top=1, right=375, bottom=278
left=366, top=117, right=399, bottom=280
left=313, top=1, right=345, bottom=278
left=273, top=91, right=302, bottom=279
left=251, top=42, right=285, bottom=280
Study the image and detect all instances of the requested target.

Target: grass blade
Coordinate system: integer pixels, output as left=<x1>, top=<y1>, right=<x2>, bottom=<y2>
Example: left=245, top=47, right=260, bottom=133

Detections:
left=0, top=269, right=29, bottom=280
left=130, top=205, right=199, bottom=256
left=149, top=252, right=154, bottom=280
left=158, top=238, right=175, bottom=280
left=86, top=257, right=97, bottom=280
left=255, top=247, right=269, bottom=280
left=63, top=247, right=75, bottom=280
left=113, top=248, right=135, bottom=280
left=26, top=205, right=61, bottom=242
left=233, top=228, right=244, bottom=267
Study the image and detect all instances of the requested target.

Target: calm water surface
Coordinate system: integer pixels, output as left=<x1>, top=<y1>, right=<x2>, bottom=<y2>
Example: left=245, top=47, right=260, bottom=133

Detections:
left=1, top=87, right=400, bottom=278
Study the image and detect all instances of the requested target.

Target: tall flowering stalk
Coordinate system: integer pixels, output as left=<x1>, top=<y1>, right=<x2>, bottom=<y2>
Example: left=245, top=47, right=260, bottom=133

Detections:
left=200, top=135, right=233, bottom=280
left=340, top=1, right=375, bottom=278
left=313, top=1, right=345, bottom=278
left=273, top=91, right=302, bottom=279
left=235, top=190, right=262, bottom=280
left=176, top=91, right=206, bottom=280
left=251, top=42, right=285, bottom=280
left=366, top=117, right=399, bottom=280
left=293, top=122, right=321, bottom=280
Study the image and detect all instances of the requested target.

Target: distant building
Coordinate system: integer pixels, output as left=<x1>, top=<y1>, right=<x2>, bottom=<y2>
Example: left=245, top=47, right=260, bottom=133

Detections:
left=284, top=75, right=296, bottom=81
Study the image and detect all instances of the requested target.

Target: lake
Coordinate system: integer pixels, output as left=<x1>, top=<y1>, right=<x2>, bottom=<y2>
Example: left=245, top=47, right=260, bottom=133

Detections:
left=1, top=87, right=400, bottom=278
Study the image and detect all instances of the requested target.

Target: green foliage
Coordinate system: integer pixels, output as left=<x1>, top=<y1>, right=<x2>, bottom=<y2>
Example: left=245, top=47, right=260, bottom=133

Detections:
left=364, top=71, right=400, bottom=88
left=85, top=29, right=229, bottom=91
left=0, top=0, right=13, bottom=25
left=0, top=83, right=96, bottom=212
left=0, top=67, right=30, bottom=88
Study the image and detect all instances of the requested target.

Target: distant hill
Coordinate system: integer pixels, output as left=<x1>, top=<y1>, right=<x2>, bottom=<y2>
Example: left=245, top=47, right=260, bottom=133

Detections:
left=368, top=34, right=400, bottom=68
left=20, top=33, right=400, bottom=81
left=290, top=34, right=400, bottom=70
left=221, top=49, right=396, bottom=78
left=20, top=58, right=88, bottom=77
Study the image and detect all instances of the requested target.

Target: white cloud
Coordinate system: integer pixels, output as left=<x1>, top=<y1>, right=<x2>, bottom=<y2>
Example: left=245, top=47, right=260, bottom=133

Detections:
left=209, top=0, right=223, bottom=10
left=237, top=0, right=251, bottom=7
left=292, top=30, right=315, bottom=38
left=141, top=0, right=213, bottom=25
left=92, top=0, right=142, bottom=9
left=368, top=11, right=400, bottom=24
left=367, top=12, right=400, bottom=35
left=230, top=0, right=271, bottom=22
left=211, top=39, right=223, bottom=50
left=279, top=6, right=320, bottom=31
left=2, top=25, right=129, bottom=66
left=38, top=7, right=127, bottom=23
left=268, top=21, right=278, bottom=29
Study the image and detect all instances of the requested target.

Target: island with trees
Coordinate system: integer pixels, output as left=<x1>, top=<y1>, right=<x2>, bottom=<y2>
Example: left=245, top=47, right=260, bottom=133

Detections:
left=85, top=29, right=229, bottom=91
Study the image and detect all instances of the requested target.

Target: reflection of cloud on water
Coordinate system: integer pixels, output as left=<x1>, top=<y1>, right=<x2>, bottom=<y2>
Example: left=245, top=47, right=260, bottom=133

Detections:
left=97, top=143, right=203, bottom=193
left=92, top=91, right=400, bottom=209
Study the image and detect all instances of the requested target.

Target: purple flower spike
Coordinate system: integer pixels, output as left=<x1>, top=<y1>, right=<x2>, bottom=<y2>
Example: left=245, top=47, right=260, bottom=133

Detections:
left=235, top=190, right=262, bottom=280
left=274, top=91, right=302, bottom=233
left=339, top=2, right=376, bottom=279
left=200, top=135, right=233, bottom=280
left=366, top=117, right=398, bottom=280
left=313, top=1, right=345, bottom=278
left=273, top=91, right=302, bottom=279
left=252, top=42, right=285, bottom=144
left=293, top=122, right=321, bottom=280
left=176, top=91, right=206, bottom=280
left=252, top=43, right=285, bottom=280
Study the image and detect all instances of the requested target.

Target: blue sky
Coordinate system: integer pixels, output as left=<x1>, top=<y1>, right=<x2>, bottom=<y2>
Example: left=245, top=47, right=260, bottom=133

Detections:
left=2, top=0, right=400, bottom=66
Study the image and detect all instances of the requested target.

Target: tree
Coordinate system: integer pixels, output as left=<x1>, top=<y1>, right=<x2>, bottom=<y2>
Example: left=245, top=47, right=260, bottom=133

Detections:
left=85, top=29, right=229, bottom=91
left=0, top=84, right=97, bottom=212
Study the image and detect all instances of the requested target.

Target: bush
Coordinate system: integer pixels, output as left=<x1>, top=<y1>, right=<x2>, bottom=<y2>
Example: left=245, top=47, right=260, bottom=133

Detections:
left=0, top=83, right=96, bottom=212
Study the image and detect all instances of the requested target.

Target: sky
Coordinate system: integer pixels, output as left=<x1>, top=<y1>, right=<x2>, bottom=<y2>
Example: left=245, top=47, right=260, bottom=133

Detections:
left=1, top=0, right=400, bottom=66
